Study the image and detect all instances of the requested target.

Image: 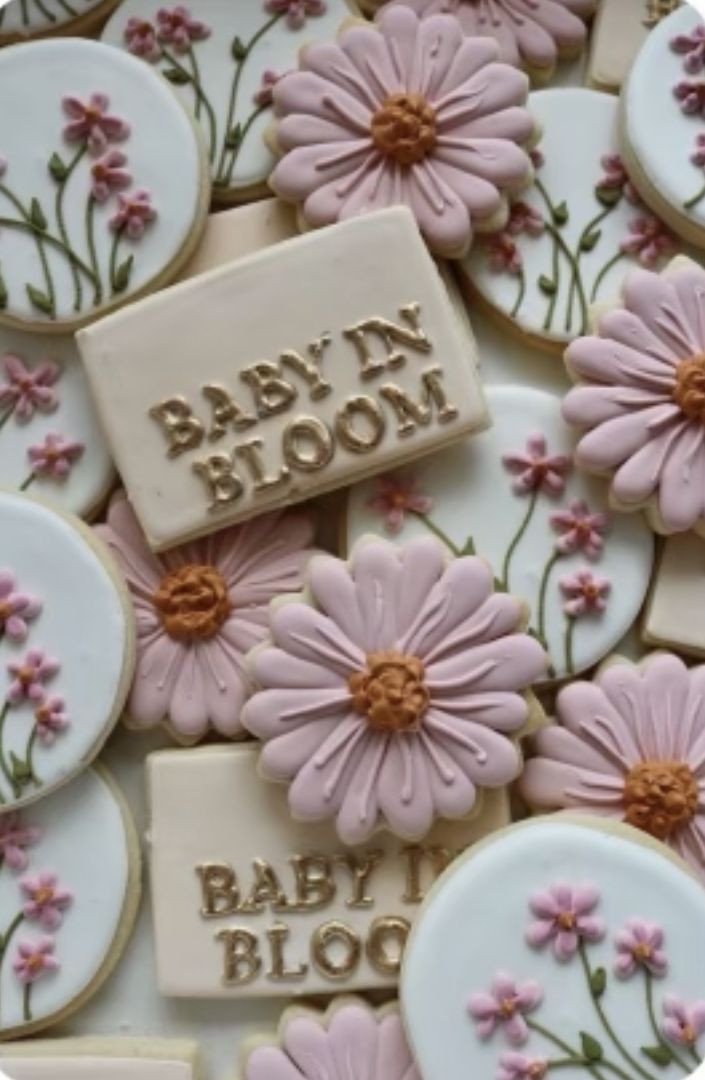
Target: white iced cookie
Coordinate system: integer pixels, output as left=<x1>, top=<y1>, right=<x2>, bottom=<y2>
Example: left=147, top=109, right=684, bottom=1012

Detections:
left=101, top=0, right=357, bottom=205
left=345, top=385, right=655, bottom=683
left=0, top=0, right=118, bottom=44
left=0, top=329, right=113, bottom=520
left=0, top=1037, right=200, bottom=1079
left=0, top=491, right=135, bottom=808
left=459, top=88, right=679, bottom=354
left=0, top=38, right=209, bottom=333
left=0, top=766, right=139, bottom=1039
left=403, top=816, right=705, bottom=1080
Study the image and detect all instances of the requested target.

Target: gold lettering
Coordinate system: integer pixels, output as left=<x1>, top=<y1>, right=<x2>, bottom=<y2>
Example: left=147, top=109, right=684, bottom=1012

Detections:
left=311, top=920, right=361, bottom=980
left=289, top=854, right=336, bottom=911
left=400, top=844, right=453, bottom=904
left=282, top=416, right=335, bottom=472
left=280, top=335, right=333, bottom=401
left=235, top=437, right=291, bottom=493
left=380, top=366, right=459, bottom=437
left=217, top=928, right=262, bottom=985
left=266, top=923, right=308, bottom=981
left=366, top=915, right=410, bottom=976
left=343, top=302, right=432, bottom=379
left=149, top=396, right=204, bottom=458
left=240, top=362, right=297, bottom=418
left=192, top=452, right=244, bottom=511
left=196, top=863, right=240, bottom=917
left=202, top=384, right=257, bottom=441
left=240, top=858, right=292, bottom=913
left=335, top=396, right=385, bottom=454
left=335, top=850, right=384, bottom=909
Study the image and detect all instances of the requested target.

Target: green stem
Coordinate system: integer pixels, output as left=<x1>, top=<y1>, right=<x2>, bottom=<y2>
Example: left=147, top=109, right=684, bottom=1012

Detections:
left=32, top=0, right=57, bottom=21
left=501, top=489, right=538, bottom=590
left=590, top=251, right=625, bottom=304
left=223, top=102, right=268, bottom=186
left=0, top=703, right=18, bottom=800
left=19, top=473, right=36, bottom=493
left=0, top=910, right=25, bottom=1024
left=0, top=218, right=97, bottom=284
left=85, top=195, right=102, bottom=306
left=0, top=183, right=55, bottom=316
left=511, top=266, right=526, bottom=318
left=544, top=222, right=589, bottom=334
left=644, top=972, right=691, bottom=1075
left=54, top=142, right=87, bottom=313
left=22, top=981, right=31, bottom=1023
left=537, top=550, right=561, bottom=647
left=109, top=227, right=123, bottom=294
left=188, top=44, right=203, bottom=120
left=565, top=206, right=613, bottom=332
left=527, top=1019, right=612, bottom=1080
left=535, top=178, right=560, bottom=220
left=161, top=47, right=217, bottom=163
left=55, top=0, right=78, bottom=14
left=410, top=511, right=461, bottom=556
left=565, top=615, right=577, bottom=675
left=23, top=728, right=39, bottom=787
left=684, top=181, right=705, bottom=211
left=0, top=407, right=15, bottom=434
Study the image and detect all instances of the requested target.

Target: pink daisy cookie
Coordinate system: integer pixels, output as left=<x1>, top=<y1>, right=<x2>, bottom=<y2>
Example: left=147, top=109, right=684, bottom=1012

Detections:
left=269, top=6, right=536, bottom=258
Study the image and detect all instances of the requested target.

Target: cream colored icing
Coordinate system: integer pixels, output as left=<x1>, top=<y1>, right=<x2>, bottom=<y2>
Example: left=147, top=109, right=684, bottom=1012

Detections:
left=643, top=531, right=705, bottom=658
left=587, top=0, right=666, bottom=92
left=0, top=1061, right=192, bottom=1080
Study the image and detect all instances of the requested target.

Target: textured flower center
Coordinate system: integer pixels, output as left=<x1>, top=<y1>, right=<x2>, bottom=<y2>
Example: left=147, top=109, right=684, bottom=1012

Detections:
left=16, top=666, right=34, bottom=688
left=34, top=885, right=54, bottom=905
left=26, top=953, right=44, bottom=974
left=556, top=911, right=576, bottom=931
left=623, top=760, right=699, bottom=839
left=348, top=650, right=429, bottom=732
left=499, top=997, right=517, bottom=1018
left=682, top=1024, right=697, bottom=1044
left=674, top=353, right=705, bottom=423
left=370, top=93, right=437, bottom=165
left=153, top=564, right=231, bottom=642
left=634, top=942, right=653, bottom=961
left=0, top=601, right=11, bottom=620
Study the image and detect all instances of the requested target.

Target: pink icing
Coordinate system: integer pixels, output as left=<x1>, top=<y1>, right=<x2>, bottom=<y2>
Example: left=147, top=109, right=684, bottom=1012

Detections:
left=270, top=6, right=535, bottom=257
left=241, top=536, right=547, bottom=844
left=563, top=262, right=705, bottom=534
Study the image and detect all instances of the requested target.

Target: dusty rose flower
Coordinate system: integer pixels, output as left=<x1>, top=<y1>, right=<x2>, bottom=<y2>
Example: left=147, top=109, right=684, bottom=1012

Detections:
left=109, top=189, right=157, bottom=240
left=28, top=433, right=84, bottom=480
left=0, top=571, right=41, bottom=643
left=615, top=919, right=668, bottom=978
left=506, top=201, right=544, bottom=237
left=90, top=150, right=131, bottom=203
left=620, top=216, right=675, bottom=268
left=486, top=233, right=523, bottom=275
left=671, top=23, right=705, bottom=74
left=529, top=148, right=544, bottom=169
left=526, top=883, right=605, bottom=960
left=691, top=133, right=705, bottom=169
left=367, top=474, right=433, bottom=534
left=20, top=872, right=72, bottom=930
left=62, top=93, right=129, bottom=156
left=663, top=996, right=705, bottom=1046
left=550, top=499, right=608, bottom=558
left=156, top=6, right=209, bottom=51
left=33, top=696, right=69, bottom=745
left=469, top=973, right=543, bottom=1045
left=596, top=153, right=640, bottom=204
left=0, top=354, right=59, bottom=422
left=13, top=937, right=58, bottom=983
left=559, top=569, right=610, bottom=616
left=254, top=70, right=282, bottom=108
left=0, top=813, right=40, bottom=872
left=674, top=79, right=705, bottom=117
left=503, top=434, right=571, bottom=496
left=124, top=17, right=161, bottom=60
left=6, top=649, right=59, bottom=704
left=498, top=1055, right=549, bottom=1080
left=265, top=0, right=326, bottom=29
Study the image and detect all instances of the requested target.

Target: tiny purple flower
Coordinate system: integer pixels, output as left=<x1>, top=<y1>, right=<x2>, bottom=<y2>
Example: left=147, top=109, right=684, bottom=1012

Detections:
left=33, top=696, right=69, bottom=746
left=265, top=0, right=327, bottom=29
left=124, top=17, right=161, bottom=61
left=12, top=937, right=59, bottom=983
left=503, top=434, right=572, bottom=496
left=506, top=201, right=544, bottom=238
left=468, top=972, right=543, bottom=1046
left=498, top=1054, right=549, bottom=1080
left=674, top=79, right=705, bottom=117
left=671, top=24, right=705, bottom=74
left=110, top=189, right=157, bottom=240
left=620, top=215, right=676, bottom=268
left=28, top=433, right=84, bottom=481
left=560, top=569, right=611, bottom=617
left=0, top=571, right=41, bottom=643
left=6, top=649, right=59, bottom=704
left=526, top=883, right=605, bottom=960
left=663, top=995, right=705, bottom=1047
left=156, top=6, right=210, bottom=51
left=614, top=919, right=668, bottom=978
left=550, top=499, right=609, bottom=559
left=20, top=872, right=72, bottom=929
left=0, top=354, right=59, bottom=422
left=485, top=232, right=523, bottom=275
left=254, top=70, right=283, bottom=108
left=62, top=92, right=129, bottom=157
left=367, top=473, right=432, bottom=534
left=90, top=150, right=131, bottom=203
left=0, top=813, right=40, bottom=872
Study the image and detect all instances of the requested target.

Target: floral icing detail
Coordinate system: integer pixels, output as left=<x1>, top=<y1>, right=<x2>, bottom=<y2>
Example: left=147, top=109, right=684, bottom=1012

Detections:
left=265, top=0, right=326, bottom=29
left=497, top=1054, right=549, bottom=1080
left=367, top=473, right=433, bottom=534
left=95, top=492, right=316, bottom=741
left=0, top=814, right=39, bottom=872
left=520, top=653, right=705, bottom=879
left=6, top=651, right=59, bottom=705
left=671, top=23, right=705, bottom=73
left=559, top=568, right=611, bottom=616
left=156, top=6, right=210, bottom=50
left=26, top=433, right=85, bottom=481
left=241, top=537, right=547, bottom=844
left=109, top=189, right=157, bottom=240
left=90, top=150, right=131, bottom=203
left=12, top=936, right=58, bottom=983
left=550, top=500, right=609, bottom=558
left=468, top=972, right=543, bottom=1046
left=620, top=215, right=676, bottom=268
left=615, top=919, right=668, bottom=979
left=0, top=355, right=59, bottom=423
left=503, top=435, right=571, bottom=496
left=33, top=697, right=69, bottom=746
left=663, top=996, right=705, bottom=1047
left=507, top=202, right=545, bottom=238
left=62, top=93, right=129, bottom=157
left=254, top=70, right=283, bottom=109
left=486, top=234, right=523, bottom=275
left=20, top=872, right=72, bottom=929
left=0, top=572, right=41, bottom=644
left=124, top=17, right=161, bottom=60
left=674, top=79, right=705, bottom=117
left=526, top=883, right=605, bottom=960
left=597, top=154, right=640, bottom=204
left=269, top=7, right=535, bottom=258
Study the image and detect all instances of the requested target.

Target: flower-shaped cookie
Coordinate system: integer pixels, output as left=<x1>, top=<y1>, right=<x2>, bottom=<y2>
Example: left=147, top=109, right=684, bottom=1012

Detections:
left=242, top=536, right=547, bottom=843
left=520, top=652, right=705, bottom=879
left=269, top=6, right=535, bottom=257
left=563, top=257, right=705, bottom=535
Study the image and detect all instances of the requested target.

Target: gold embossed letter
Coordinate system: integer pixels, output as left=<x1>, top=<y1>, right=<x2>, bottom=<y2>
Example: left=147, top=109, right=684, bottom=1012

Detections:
left=149, top=397, right=205, bottom=458
left=196, top=862, right=241, bottom=917
left=343, top=303, right=432, bottom=380
left=192, top=453, right=244, bottom=511
left=380, top=366, right=459, bottom=437
left=266, top=923, right=309, bottom=981
left=217, top=928, right=262, bottom=985
left=366, top=915, right=410, bottom=976
left=311, top=920, right=361, bottom=979
left=240, top=362, right=298, bottom=418
left=289, top=854, right=336, bottom=911
left=336, top=851, right=385, bottom=909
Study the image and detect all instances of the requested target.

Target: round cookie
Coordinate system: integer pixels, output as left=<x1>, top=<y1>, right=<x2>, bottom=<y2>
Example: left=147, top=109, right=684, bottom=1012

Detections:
left=0, top=330, right=113, bottom=520
left=0, top=0, right=118, bottom=44
left=402, top=816, right=705, bottom=1080
left=621, top=5, right=705, bottom=248
left=0, top=490, right=135, bottom=808
left=459, top=88, right=679, bottom=355
left=345, top=386, right=655, bottom=684
left=0, top=38, right=209, bottom=333
left=101, top=0, right=357, bottom=205
left=0, top=765, right=140, bottom=1039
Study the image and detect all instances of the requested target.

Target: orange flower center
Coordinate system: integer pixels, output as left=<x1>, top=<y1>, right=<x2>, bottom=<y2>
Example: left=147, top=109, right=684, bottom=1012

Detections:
left=26, top=953, right=44, bottom=973
left=153, top=563, right=231, bottom=643
left=499, top=997, right=517, bottom=1018
left=623, top=760, right=699, bottom=840
left=34, top=885, right=54, bottom=905
left=634, top=942, right=653, bottom=961
left=674, top=354, right=705, bottom=423
left=348, top=650, right=429, bottom=732
left=557, top=911, right=576, bottom=930
left=16, top=665, right=34, bottom=688
left=371, top=92, right=437, bottom=165
left=0, top=601, right=11, bottom=620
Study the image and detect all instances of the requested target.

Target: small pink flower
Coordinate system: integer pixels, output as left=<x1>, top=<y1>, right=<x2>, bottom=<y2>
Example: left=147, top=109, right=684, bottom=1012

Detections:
left=620, top=215, right=676, bottom=268
left=33, top=696, right=69, bottom=746
left=529, top=148, right=544, bottom=170
left=28, top=433, right=84, bottom=481
left=0, top=571, right=41, bottom=643
left=498, top=1054, right=549, bottom=1080
left=6, top=649, right=59, bottom=705
left=671, top=24, right=705, bottom=74
left=254, top=70, right=282, bottom=108
left=90, top=150, right=131, bottom=203
left=469, top=973, right=543, bottom=1045
left=124, top=17, right=161, bottom=61
left=503, top=434, right=572, bottom=496
left=597, top=153, right=640, bottom=203
left=0, top=813, right=40, bottom=872
left=506, top=201, right=544, bottom=237
left=20, top=872, right=72, bottom=929
left=614, top=919, right=668, bottom=979
left=691, top=133, right=705, bottom=169
left=367, top=473, right=432, bottom=534
left=265, top=0, right=326, bottom=29
left=663, top=996, right=705, bottom=1047
left=550, top=499, right=609, bottom=559
left=62, top=92, right=129, bottom=157
left=526, top=883, right=605, bottom=960
left=674, top=79, right=705, bottom=117
left=156, top=6, right=210, bottom=51
left=110, top=189, right=157, bottom=240
left=485, top=232, right=523, bottom=275
left=12, top=937, right=59, bottom=983
left=560, top=569, right=611, bottom=617
left=0, top=354, right=59, bottom=422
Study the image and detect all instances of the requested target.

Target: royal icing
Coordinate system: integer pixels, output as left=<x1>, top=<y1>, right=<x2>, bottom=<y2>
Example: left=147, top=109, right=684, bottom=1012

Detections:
left=0, top=1063, right=192, bottom=1080
left=102, top=0, right=355, bottom=204
left=563, top=256, right=705, bottom=536
left=241, top=535, right=546, bottom=844
left=176, top=199, right=298, bottom=281
left=587, top=0, right=682, bottom=94
left=78, top=207, right=487, bottom=552
left=0, top=491, right=134, bottom=808
left=346, top=386, right=655, bottom=683
left=0, top=38, right=207, bottom=331
left=0, top=766, right=138, bottom=1038
left=459, top=89, right=678, bottom=351
left=95, top=491, right=316, bottom=743
left=148, top=743, right=510, bottom=997
left=0, top=1038, right=199, bottom=1080
left=402, top=817, right=705, bottom=1080
left=0, top=0, right=116, bottom=41
left=269, top=6, right=535, bottom=258
left=644, top=532, right=705, bottom=657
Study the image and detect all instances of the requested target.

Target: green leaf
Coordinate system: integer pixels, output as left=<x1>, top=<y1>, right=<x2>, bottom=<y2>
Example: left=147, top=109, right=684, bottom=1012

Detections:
left=580, top=229, right=602, bottom=253
left=112, top=254, right=134, bottom=294
left=538, top=274, right=557, bottom=296
left=641, top=1046, right=673, bottom=1068
left=0, top=268, right=7, bottom=309
left=29, top=197, right=47, bottom=231
left=163, top=67, right=191, bottom=85
left=26, top=284, right=54, bottom=316
left=232, top=35, right=247, bottom=60
left=553, top=200, right=569, bottom=226
left=48, top=151, right=68, bottom=181
left=225, top=123, right=242, bottom=149
left=590, top=967, right=607, bottom=998
left=10, top=752, right=30, bottom=783
left=461, top=535, right=476, bottom=555
left=493, top=576, right=506, bottom=592
left=595, top=184, right=622, bottom=207
left=580, top=1033, right=604, bottom=1062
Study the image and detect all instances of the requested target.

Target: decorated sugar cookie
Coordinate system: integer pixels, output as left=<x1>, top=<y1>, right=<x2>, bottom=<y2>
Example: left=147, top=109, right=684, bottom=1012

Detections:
left=621, top=5, right=705, bottom=248
left=402, top=816, right=705, bottom=1080
left=0, top=330, right=113, bottom=520
left=521, top=652, right=705, bottom=879
left=0, top=1038, right=200, bottom=1079
left=102, top=0, right=356, bottom=205
left=587, top=0, right=682, bottom=94
left=241, top=535, right=547, bottom=845
left=459, top=89, right=679, bottom=354
left=0, top=38, right=209, bottom=333
left=563, top=256, right=705, bottom=536
left=269, top=6, right=536, bottom=258
left=346, top=386, right=654, bottom=683
left=644, top=532, right=705, bottom=658
left=0, top=0, right=118, bottom=44
left=0, top=766, right=139, bottom=1039
left=0, top=491, right=134, bottom=807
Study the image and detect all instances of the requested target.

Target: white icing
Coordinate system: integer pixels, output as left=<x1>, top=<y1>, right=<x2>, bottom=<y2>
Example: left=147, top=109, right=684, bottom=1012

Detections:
left=644, top=530, right=705, bottom=657
left=345, top=385, right=655, bottom=682
left=0, top=1061, right=192, bottom=1080
left=403, top=818, right=705, bottom=1080
left=0, top=491, right=132, bottom=808
left=0, top=767, right=133, bottom=1036
left=101, top=0, right=356, bottom=200
left=0, top=0, right=111, bottom=35
left=0, top=328, right=113, bottom=519
left=0, top=38, right=205, bottom=328
left=623, top=6, right=705, bottom=231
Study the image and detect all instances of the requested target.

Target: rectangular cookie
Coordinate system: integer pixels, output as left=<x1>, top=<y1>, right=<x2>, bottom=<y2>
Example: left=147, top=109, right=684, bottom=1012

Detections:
left=0, top=1038, right=201, bottom=1080
left=587, top=0, right=681, bottom=92
left=643, top=531, right=705, bottom=658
